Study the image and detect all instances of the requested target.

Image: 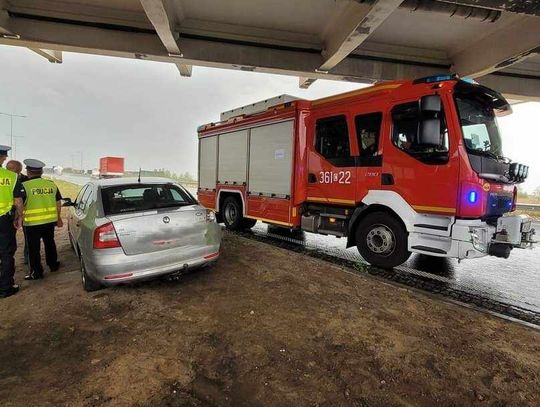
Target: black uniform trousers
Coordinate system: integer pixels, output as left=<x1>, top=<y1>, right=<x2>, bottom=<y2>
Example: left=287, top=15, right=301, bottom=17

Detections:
left=0, top=213, right=16, bottom=293
left=24, top=222, right=58, bottom=278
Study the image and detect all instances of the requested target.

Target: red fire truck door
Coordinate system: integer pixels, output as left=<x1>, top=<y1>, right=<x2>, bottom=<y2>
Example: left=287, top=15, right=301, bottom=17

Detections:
left=306, top=113, right=357, bottom=206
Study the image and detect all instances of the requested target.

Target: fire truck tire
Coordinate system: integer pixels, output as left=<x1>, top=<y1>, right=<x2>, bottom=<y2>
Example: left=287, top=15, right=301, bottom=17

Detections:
left=355, top=211, right=411, bottom=269
left=222, top=196, right=244, bottom=230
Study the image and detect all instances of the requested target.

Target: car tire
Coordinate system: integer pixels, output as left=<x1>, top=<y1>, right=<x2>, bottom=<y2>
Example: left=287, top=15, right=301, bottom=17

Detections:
left=222, top=197, right=244, bottom=230
left=80, top=256, right=103, bottom=292
left=355, top=211, right=411, bottom=269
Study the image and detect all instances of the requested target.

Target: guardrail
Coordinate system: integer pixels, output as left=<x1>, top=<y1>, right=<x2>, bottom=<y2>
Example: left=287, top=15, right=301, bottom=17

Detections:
left=516, top=203, right=540, bottom=212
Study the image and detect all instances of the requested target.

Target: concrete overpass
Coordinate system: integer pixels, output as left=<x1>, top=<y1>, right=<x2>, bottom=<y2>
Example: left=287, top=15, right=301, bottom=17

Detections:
left=0, top=0, right=539, bottom=100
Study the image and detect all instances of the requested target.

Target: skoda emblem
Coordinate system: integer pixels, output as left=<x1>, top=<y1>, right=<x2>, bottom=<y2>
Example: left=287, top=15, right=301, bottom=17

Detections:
left=163, top=216, right=170, bottom=224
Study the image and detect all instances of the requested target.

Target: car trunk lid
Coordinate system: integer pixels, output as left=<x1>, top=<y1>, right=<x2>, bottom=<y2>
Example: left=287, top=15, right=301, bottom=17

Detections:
left=108, top=205, right=208, bottom=255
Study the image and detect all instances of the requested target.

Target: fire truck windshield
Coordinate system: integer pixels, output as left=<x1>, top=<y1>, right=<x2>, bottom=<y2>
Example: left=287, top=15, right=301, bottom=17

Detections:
left=455, top=94, right=503, bottom=158
left=453, top=82, right=511, bottom=160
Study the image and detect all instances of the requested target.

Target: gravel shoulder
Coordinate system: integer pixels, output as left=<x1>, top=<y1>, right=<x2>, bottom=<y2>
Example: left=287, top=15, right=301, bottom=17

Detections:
left=0, top=219, right=539, bottom=406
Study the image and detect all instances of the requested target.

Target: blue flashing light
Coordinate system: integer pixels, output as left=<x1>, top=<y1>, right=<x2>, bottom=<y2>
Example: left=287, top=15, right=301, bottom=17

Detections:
left=426, top=75, right=455, bottom=83
left=468, top=191, right=477, bottom=204
left=462, top=77, right=478, bottom=85
left=413, top=74, right=459, bottom=84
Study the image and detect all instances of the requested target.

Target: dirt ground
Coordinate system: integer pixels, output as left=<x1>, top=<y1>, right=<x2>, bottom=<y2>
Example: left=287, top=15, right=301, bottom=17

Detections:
left=0, top=219, right=539, bottom=407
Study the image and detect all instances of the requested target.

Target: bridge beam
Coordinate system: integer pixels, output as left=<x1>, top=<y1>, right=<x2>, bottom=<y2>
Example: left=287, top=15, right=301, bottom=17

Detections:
left=301, top=0, right=403, bottom=88
left=451, top=15, right=540, bottom=78
left=139, top=0, right=192, bottom=77
left=29, top=48, right=62, bottom=63
left=0, top=13, right=538, bottom=100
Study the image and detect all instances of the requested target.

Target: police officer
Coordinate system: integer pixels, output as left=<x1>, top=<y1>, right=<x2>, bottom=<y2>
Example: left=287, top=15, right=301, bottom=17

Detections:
left=21, top=159, right=62, bottom=280
left=6, top=160, right=29, bottom=265
left=0, top=145, right=23, bottom=298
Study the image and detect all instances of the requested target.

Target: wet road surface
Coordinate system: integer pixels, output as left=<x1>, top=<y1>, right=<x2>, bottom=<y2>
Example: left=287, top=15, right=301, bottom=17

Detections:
left=245, top=222, right=539, bottom=324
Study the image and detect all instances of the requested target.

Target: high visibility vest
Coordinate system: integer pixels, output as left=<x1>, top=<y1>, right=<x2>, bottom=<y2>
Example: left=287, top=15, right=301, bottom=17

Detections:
left=23, top=178, right=59, bottom=226
left=0, top=168, right=17, bottom=217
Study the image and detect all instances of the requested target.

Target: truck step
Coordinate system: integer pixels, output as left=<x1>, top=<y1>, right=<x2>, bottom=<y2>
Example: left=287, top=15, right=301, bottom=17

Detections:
left=411, top=245, right=447, bottom=255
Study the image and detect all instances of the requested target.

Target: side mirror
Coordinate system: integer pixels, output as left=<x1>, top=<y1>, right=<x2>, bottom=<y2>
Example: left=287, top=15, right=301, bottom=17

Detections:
left=418, top=94, right=443, bottom=147
left=420, top=95, right=441, bottom=112
left=62, top=198, right=75, bottom=207
left=418, top=119, right=442, bottom=147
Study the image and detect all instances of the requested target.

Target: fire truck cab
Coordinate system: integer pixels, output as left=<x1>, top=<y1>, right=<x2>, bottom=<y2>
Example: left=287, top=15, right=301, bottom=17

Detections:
left=197, top=75, right=536, bottom=268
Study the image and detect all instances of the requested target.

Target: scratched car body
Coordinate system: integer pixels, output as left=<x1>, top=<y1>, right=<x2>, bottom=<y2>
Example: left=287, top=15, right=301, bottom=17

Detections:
left=66, top=177, right=221, bottom=291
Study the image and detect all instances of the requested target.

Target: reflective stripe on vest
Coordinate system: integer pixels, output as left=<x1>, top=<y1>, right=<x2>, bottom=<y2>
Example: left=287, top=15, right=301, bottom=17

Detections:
left=0, top=168, right=17, bottom=217
left=22, top=178, right=58, bottom=226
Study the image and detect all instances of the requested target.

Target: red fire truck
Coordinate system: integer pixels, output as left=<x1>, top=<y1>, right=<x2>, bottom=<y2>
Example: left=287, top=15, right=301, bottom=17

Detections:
left=197, top=75, right=536, bottom=268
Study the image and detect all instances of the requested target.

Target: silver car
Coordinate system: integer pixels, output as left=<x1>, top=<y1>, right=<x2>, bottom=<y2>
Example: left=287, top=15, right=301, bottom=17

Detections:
left=65, top=177, right=221, bottom=291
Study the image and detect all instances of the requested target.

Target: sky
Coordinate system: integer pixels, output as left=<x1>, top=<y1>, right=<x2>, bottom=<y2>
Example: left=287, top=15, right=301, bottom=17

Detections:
left=0, top=44, right=539, bottom=192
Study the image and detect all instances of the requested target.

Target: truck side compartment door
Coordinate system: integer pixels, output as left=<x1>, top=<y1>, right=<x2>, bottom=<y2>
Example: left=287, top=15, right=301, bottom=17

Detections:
left=306, top=113, right=356, bottom=206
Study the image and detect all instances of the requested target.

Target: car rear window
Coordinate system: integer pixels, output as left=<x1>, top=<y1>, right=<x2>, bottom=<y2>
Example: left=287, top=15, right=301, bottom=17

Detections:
left=101, top=183, right=196, bottom=215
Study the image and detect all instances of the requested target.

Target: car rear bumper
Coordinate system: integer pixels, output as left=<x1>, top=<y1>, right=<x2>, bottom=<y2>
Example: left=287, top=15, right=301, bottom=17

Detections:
left=84, top=242, right=221, bottom=285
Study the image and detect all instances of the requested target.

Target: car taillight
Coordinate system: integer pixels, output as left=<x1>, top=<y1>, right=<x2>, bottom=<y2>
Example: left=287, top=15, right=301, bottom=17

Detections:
left=206, top=209, right=216, bottom=223
left=93, top=222, right=121, bottom=249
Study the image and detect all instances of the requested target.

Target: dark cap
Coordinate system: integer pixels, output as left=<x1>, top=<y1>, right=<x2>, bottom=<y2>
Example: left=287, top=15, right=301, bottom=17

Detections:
left=23, top=158, right=46, bottom=171
left=0, top=145, right=11, bottom=156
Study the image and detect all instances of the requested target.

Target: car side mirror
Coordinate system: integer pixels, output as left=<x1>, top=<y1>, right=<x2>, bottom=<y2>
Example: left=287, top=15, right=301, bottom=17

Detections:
left=62, top=198, right=75, bottom=207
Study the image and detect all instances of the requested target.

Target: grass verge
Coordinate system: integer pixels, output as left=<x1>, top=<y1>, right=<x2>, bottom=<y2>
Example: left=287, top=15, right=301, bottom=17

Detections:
left=49, top=179, right=82, bottom=201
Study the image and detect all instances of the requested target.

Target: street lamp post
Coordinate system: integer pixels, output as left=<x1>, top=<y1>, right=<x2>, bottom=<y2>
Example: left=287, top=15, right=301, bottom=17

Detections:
left=0, top=112, right=27, bottom=152
left=76, top=150, right=84, bottom=173
left=12, top=135, right=24, bottom=160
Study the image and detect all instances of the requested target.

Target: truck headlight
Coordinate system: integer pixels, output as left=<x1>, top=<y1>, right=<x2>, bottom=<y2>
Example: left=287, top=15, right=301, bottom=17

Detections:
left=509, top=163, right=518, bottom=179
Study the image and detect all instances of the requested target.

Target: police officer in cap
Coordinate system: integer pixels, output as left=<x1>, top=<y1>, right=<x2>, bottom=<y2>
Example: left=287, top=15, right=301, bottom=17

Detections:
left=21, top=159, right=62, bottom=280
left=0, top=145, right=23, bottom=298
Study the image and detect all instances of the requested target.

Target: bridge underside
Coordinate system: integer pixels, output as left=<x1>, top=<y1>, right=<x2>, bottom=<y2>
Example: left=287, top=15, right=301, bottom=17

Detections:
left=1, top=0, right=539, bottom=100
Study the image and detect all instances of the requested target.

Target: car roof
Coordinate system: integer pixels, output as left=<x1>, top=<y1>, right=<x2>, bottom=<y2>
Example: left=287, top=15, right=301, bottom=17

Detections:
left=89, top=177, right=179, bottom=187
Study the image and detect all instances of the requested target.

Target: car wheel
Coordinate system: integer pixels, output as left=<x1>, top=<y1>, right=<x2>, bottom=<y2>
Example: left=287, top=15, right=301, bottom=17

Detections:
left=355, top=211, right=411, bottom=269
left=80, top=256, right=103, bottom=292
left=222, top=197, right=244, bottom=230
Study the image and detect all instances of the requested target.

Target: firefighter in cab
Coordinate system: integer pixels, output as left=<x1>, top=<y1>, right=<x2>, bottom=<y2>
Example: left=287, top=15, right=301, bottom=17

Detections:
left=21, top=159, right=63, bottom=280
left=0, top=145, right=23, bottom=299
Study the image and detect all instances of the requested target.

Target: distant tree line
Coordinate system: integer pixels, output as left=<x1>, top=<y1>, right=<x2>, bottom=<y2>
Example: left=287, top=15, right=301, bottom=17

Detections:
left=125, top=168, right=197, bottom=183
left=518, top=185, right=540, bottom=199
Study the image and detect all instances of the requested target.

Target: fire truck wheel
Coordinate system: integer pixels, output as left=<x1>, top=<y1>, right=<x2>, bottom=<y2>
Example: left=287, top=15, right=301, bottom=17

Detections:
left=355, top=212, right=410, bottom=269
left=222, top=196, right=244, bottom=230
